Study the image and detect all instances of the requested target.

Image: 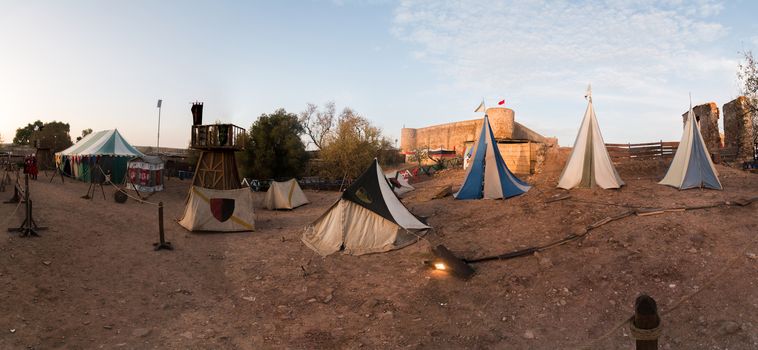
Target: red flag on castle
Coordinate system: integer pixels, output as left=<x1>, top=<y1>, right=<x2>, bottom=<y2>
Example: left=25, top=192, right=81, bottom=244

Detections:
left=498, top=99, right=505, bottom=105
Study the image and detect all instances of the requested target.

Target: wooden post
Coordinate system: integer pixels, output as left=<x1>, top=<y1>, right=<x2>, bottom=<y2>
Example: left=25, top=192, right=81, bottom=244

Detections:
left=632, top=294, right=660, bottom=350
left=153, top=201, right=172, bottom=251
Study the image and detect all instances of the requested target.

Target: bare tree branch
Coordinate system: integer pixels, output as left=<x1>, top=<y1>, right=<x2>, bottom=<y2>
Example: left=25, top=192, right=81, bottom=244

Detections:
left=299, top=101, right=335, bottom=150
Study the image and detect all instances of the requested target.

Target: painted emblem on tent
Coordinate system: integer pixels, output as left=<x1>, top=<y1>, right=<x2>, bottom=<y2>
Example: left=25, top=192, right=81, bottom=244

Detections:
left=355, top=187, right=373, bottom=204
left=210, top=198, right=235, bottom=222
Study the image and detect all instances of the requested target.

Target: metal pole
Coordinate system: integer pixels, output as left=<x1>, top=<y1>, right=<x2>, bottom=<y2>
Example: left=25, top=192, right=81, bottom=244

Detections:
left=156, top=101, right=162, bottom=154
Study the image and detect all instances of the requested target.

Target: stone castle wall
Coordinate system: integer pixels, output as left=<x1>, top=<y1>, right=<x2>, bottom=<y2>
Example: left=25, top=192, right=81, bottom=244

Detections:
left=400, top=107, right=545, bottom=154
left=400, top=107, right=553, bottom=174
left=723, top=96, right=755, bottom=162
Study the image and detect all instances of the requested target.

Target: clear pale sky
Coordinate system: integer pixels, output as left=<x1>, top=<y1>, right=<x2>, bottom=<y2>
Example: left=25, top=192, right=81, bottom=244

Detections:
left=1, top=0, right=756, bottom=148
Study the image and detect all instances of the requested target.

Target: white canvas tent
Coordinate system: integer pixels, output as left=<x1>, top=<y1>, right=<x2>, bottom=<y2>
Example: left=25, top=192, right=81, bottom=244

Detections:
left=302, top=159, right=430, bottom=256
left=557, top=88, right=624, bottom=189
left=385, top=170, right=415, bottom=196
left=264, top=179, right=309, bottom=210
left=178, top=186, right=255, bottom=232
left=659, top=103, right=722, bottom=190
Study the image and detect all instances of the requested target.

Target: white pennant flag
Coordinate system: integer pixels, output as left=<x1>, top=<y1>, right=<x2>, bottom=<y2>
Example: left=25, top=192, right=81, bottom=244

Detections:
left=474, top=100, right=485, bottom=113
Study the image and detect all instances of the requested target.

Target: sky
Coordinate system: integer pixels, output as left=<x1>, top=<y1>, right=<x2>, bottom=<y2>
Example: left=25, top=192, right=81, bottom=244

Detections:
left=1, top=0, right=757, bottom=148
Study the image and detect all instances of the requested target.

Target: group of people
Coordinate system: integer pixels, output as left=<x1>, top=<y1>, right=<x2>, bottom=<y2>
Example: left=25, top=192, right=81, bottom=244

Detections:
left=23, top=155, right=39, bottom=180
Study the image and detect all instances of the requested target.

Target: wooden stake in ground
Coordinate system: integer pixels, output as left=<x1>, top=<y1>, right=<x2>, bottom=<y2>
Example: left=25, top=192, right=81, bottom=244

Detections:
left=7, top=174, right=48, bottom=237
left=153, top=201, right=172, bottom=251
left=631, top=294, right=661, bottom=350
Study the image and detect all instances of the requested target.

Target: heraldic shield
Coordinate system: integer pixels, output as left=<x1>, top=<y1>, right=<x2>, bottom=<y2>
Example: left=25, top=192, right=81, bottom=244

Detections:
left=210, top=198, right=235, bottom=222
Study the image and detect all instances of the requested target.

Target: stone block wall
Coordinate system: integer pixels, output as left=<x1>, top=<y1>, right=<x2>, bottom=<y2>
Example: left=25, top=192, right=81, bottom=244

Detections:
left=723, top=96, right=756, bottom=162
left=400, top=107, right=547, bottom=154
left=682, top=102, right=720, bottom=159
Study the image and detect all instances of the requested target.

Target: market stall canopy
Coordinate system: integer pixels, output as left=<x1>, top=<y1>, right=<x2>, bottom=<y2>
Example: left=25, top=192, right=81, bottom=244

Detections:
left=56, top=129, right=144, bottom=157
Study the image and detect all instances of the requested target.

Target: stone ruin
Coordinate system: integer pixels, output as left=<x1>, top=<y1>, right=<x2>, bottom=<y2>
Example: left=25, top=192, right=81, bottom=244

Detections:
left=723, top=96, right=756, bottom=162
left=682, top=102, right=720, bottom=160
left=679, top=98, right=756, bottom=163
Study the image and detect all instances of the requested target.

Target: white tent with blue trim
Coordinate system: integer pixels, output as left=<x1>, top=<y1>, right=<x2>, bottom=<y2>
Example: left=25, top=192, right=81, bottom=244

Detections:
left=659, top=104, right=722, bottom=190
left=454, top=115, right=530, bottom=200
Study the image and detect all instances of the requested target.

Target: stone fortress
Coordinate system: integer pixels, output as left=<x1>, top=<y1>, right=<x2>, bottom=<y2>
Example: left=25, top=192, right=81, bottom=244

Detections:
left=400, top=107, right=557, bottom=174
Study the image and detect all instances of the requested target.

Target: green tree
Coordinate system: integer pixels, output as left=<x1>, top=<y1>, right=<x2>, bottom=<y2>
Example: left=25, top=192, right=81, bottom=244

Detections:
left=77, top=128, right=93, bottom=142
left=13, top=120, right=44, bottom=145
left=737, top=50, right=758, bottom=146
left=241, top=109, right=308, bottom=179
left=14, top=120, right=73, bottom=152
left=32, top=121, right=73, bottom=152
left=319, top=107, right=391, bottom=179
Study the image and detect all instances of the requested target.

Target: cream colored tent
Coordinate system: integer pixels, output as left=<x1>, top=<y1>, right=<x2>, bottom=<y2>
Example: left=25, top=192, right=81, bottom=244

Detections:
left=659, top=103, right=722, bottom=190
left=557, top=88, right=624, bottom=189
left=178, top=186, right=255, bottom=232
left=264, top=179, right=309, bottom=210
left=302, top=159, right=430, bottom=256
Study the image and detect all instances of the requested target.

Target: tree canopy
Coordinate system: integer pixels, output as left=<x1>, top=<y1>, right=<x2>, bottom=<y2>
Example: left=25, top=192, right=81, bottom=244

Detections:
left=77, top=128, right=93, bottom=142
left=737, top=50, right=758, bottom=145
left=14, top=120, right=73, bottom=152
left=240, top=109, right=308, bottom=180
left=318, top=107, right=393, bottom=179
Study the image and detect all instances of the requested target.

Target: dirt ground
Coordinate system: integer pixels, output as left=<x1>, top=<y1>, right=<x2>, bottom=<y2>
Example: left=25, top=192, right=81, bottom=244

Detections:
left=1, top=153, right=757, bottom=349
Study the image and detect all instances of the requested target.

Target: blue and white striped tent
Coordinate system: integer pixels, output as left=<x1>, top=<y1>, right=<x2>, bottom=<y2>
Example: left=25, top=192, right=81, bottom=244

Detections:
left=55, top=129, right=144, bottom=184
left=454, top=115, right=531, bottom=200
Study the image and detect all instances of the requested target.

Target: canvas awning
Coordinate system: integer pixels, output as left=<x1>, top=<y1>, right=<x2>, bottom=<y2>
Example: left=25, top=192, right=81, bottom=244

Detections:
left=56, top=129, right=144, bottom=157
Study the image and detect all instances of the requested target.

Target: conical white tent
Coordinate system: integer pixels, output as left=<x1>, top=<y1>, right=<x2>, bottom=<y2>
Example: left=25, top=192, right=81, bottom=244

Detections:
left=264, top=179, right=309, bottom=210
left=302, top=159, right=430, bottom=256
left=557, top=91, right=624, bottom=189
left=454, top=115, right=530, bottom=199
left=659, top=104, right=722, bottom=190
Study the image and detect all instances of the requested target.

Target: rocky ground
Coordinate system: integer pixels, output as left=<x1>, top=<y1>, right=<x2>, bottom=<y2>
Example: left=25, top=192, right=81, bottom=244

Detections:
left=0, top=154, right=756, bottom=349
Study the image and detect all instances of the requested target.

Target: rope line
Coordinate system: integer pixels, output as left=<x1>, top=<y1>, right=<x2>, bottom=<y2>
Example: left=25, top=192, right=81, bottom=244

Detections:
left=1, top=200, right=24, bottom=228
left=94, top=166, right=161, bottom=206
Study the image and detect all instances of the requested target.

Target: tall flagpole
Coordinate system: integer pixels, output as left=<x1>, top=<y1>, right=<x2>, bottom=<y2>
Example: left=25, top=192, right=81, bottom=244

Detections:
left=156, top=99, right=162, bottom=154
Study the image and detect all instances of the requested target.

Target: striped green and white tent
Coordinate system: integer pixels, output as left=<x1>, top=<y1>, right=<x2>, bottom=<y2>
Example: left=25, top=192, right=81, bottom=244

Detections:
left=56, top=129, right=144, bottom=184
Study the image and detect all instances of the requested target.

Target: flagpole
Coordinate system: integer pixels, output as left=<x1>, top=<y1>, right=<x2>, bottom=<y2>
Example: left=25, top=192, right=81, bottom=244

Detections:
left=156, top=99, right=162, bottom=154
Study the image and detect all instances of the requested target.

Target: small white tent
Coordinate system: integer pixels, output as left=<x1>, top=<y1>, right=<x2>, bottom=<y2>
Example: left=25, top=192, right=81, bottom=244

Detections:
left=264, top=179, right=309, bottom=210
left=302, top=159, right=430, bottom=256
left=557, top=87, right=624, bottom=189
left=659, top=102, right=722, bottom=190
left=385, top=170, right=415, bottom=196
left=178, top=186, right=255, bottom=232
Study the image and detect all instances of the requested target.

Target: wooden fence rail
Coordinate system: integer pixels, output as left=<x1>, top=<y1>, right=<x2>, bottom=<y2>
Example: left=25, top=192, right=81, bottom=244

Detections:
left=605, top=141, right=679, bottom=161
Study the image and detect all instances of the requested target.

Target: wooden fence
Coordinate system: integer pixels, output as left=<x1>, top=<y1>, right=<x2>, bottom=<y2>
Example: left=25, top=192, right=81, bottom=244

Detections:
left=605, top=141, right=679, bottom=161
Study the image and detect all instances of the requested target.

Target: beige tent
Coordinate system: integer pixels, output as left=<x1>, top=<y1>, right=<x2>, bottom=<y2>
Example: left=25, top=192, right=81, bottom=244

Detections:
left=302, top=159, right=430, bottom=256
left=659, top=103, right=722, bottom=190
left=557, top=88, right=624, bottom=189
left=178, top=186, right=255, bottom=232
left=264, top=179, right=309, bottom=210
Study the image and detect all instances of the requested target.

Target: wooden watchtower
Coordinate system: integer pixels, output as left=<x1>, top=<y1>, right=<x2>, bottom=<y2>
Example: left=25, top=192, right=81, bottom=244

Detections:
left=189, top=102, right=245, bottom=190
